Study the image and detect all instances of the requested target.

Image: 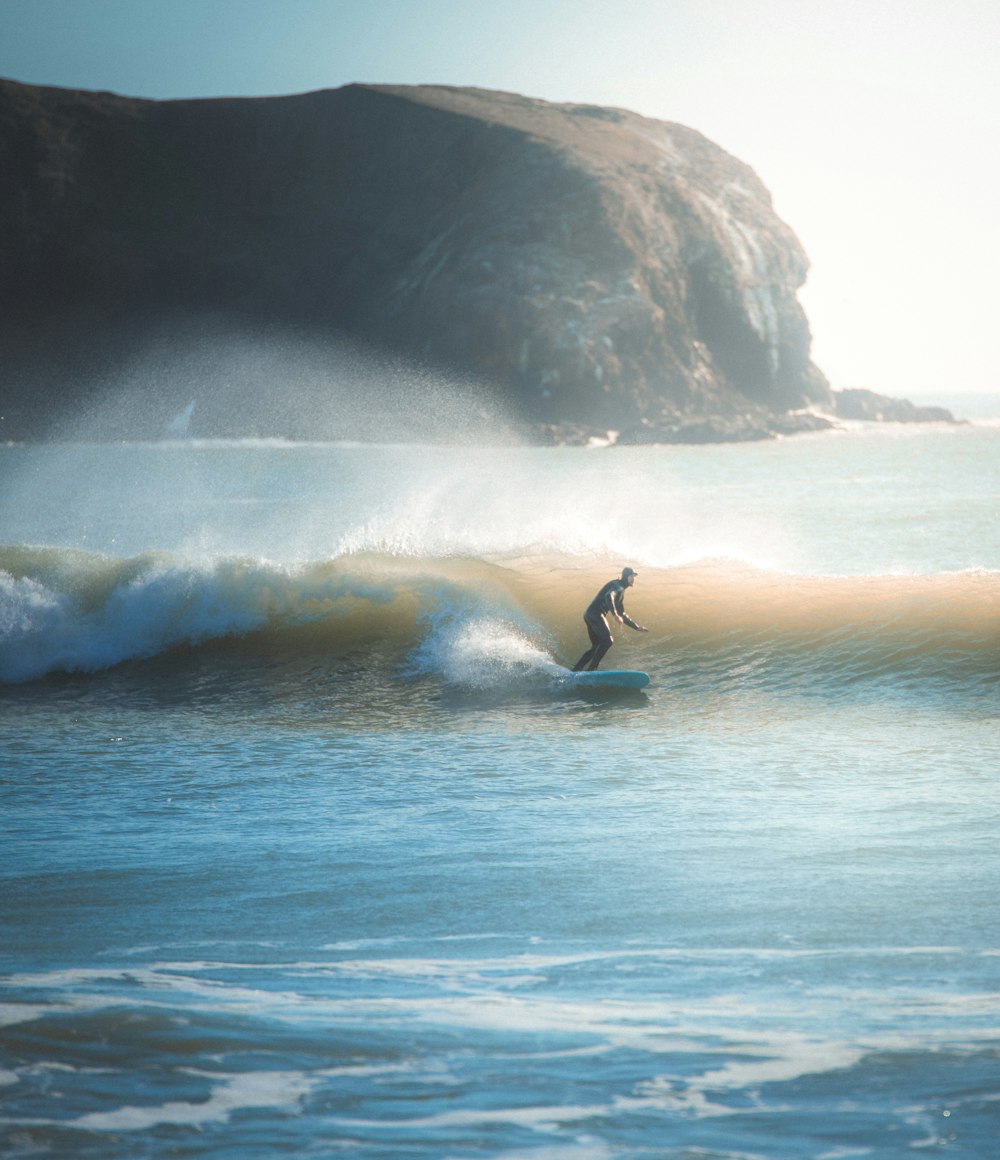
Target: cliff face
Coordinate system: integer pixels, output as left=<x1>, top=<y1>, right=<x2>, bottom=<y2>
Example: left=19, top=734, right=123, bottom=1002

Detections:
left=1, top=79, right=833, bottom=440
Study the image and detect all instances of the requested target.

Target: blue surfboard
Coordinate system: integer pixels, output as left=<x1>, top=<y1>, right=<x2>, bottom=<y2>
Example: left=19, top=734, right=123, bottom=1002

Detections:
left=565, top=669, right=650, bottom=689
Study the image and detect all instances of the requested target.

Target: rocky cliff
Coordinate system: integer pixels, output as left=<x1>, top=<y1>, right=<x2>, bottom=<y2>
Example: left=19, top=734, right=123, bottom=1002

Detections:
left=0, top=79, right=948, bottom=441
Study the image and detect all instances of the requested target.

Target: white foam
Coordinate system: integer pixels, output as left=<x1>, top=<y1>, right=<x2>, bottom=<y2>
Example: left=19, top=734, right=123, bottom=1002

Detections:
left=695, top=1037, right=866, bottom=1094
left=8, top=955, right=1000, bottom=1147
left=331, top=1101, right=609, bottom=1132
left=410, top=613, right=561, bottom=689
left=0, top=1003, right=57, bottom=1028
left=487, top=1142, right=615, bottom=1160
left=0, top=552, right=407, bottom=682
left=71, top=1069, right=313, bottom=1132
left=816, top=1150, right=882, bottom=1159
left=0, top=558, right=268, bottom=682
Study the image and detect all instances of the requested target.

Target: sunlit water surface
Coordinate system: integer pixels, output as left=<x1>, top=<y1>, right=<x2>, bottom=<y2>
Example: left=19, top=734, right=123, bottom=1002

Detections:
left=2, top=413, right=999, bottom=1158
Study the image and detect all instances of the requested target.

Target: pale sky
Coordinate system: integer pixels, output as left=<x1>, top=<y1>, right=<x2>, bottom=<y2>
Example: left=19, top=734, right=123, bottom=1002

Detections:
left=2, top=0, right=997, bottom=395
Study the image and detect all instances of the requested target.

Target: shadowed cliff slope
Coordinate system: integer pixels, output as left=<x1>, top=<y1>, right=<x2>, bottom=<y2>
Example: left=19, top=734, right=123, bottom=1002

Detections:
left=0, top=79, right=943, bottom=441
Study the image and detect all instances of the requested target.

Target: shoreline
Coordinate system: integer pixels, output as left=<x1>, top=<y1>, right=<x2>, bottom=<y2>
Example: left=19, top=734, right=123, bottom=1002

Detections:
left=2, top=416, right=991, bottom=451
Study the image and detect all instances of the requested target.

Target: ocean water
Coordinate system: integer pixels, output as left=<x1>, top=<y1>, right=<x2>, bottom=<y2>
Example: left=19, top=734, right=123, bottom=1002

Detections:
left=1, top=407, right=999, bottom=1158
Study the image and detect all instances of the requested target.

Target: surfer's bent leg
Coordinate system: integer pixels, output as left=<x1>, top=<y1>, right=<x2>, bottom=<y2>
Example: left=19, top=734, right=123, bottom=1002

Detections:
left=587, top=633, right=613, bottom=670
left=574, top=615, right=613, bottom=672
left=573, top=618, right=602, bottom=671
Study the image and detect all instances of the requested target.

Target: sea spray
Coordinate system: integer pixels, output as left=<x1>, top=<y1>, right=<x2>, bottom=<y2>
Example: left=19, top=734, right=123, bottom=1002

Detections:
left=407, top=612, right=562, bottom=690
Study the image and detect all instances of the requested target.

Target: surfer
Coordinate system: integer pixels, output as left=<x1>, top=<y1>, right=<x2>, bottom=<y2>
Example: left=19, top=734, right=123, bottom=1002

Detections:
left=572, top=567, right=648, bottom=671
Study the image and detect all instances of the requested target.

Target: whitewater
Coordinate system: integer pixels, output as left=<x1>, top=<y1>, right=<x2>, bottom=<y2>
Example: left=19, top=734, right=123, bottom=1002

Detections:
left=2, top=409, right=999, bottom=1158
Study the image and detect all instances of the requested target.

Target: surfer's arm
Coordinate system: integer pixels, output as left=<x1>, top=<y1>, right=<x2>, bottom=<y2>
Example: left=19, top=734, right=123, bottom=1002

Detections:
left=614, top=590, right=647, bottom=632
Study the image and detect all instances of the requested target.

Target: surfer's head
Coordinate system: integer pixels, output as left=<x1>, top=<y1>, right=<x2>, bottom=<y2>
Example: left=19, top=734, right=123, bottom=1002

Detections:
left=621, top=566, right=637, bottom=587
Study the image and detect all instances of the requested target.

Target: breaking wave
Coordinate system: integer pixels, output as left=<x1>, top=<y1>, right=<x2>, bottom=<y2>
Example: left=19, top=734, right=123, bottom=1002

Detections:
left=1, top=545, right=997, bottom=692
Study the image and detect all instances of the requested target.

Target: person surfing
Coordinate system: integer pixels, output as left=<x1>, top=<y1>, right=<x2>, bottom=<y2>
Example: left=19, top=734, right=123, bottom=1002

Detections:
left=572, top=566, right=648, bottom=671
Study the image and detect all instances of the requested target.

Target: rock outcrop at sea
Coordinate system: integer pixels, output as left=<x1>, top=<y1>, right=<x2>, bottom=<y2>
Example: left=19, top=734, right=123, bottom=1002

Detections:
left=0, top=79, right=952, bottom=441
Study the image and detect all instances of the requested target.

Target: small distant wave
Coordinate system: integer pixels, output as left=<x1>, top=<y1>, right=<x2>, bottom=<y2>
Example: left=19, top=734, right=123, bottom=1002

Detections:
left=1, top=546, right=997, bottom=692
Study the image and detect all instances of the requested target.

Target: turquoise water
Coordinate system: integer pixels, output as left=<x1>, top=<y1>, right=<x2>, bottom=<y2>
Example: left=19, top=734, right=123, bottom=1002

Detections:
left=2, top=414, right=999, bottom=1157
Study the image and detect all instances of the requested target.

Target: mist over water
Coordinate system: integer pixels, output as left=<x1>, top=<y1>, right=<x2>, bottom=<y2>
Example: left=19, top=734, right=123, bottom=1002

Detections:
left=2, top=392, right=999, bottom=1157
left=39, top=319, right=525, bottom=446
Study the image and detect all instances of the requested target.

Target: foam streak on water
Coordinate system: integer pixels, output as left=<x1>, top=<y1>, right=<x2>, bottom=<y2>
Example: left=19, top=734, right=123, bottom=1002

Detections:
left=1, top=948, right=998, bottom=1155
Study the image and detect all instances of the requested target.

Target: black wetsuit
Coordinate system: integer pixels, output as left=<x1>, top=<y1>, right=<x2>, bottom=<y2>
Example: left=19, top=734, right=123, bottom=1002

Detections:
left=572, top=580, right=641, bottom=671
